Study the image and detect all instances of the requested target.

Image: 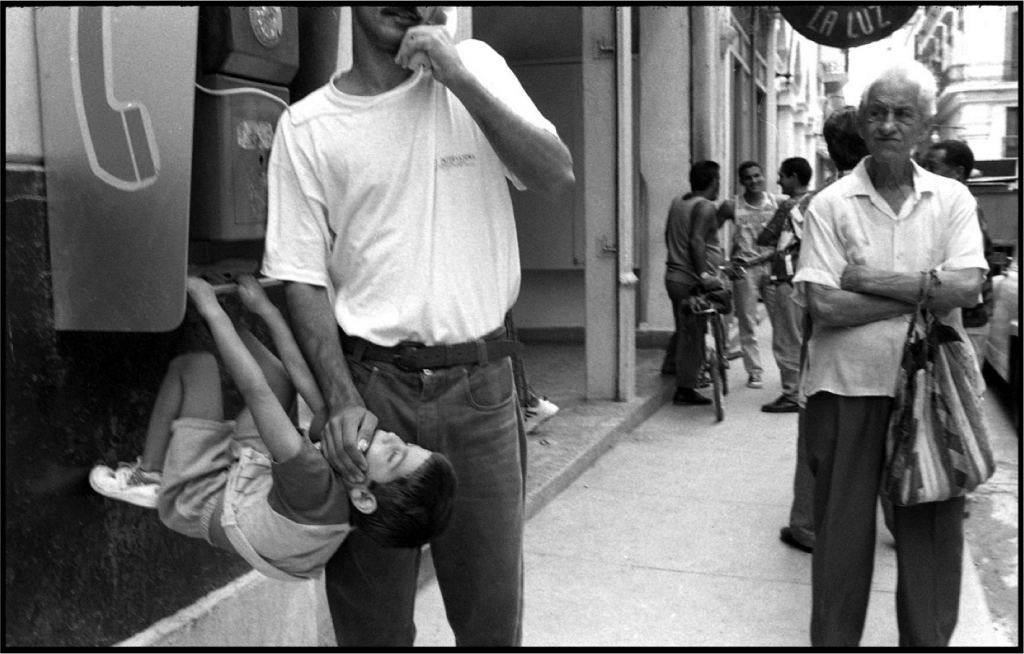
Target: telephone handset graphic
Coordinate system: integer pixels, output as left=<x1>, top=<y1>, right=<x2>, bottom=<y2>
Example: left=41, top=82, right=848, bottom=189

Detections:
left=70, top=7, right=160, bottom=192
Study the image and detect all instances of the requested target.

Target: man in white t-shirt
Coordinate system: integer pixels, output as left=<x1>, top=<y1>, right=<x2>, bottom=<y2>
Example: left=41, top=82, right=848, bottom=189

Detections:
left=262, top=6, right=573, bottom=647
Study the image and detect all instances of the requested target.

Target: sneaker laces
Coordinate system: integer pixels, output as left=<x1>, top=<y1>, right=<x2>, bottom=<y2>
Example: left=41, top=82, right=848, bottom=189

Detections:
left=114, top=459, right=160, bottom=488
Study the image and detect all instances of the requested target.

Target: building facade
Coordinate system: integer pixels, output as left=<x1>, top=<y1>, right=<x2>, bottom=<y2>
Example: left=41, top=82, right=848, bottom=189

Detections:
left=907, top=4, right=1020, bottom=253
left=912, top=5, right=1019, bottom=162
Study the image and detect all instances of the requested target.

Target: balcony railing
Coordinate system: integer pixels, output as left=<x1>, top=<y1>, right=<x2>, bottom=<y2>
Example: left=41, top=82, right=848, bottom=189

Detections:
left=941, top=61, right=1019, bottom=89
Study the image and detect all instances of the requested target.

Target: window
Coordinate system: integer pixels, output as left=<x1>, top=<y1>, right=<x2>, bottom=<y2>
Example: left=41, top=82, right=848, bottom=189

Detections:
left=728, top=7, right=771, bottom=182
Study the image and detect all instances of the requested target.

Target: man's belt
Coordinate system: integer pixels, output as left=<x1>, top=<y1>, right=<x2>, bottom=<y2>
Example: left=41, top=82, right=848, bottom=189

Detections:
left=340, top=331, right=522, bottom=371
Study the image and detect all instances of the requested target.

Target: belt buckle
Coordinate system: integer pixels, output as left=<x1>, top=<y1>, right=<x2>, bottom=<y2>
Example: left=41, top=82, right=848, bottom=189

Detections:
left=393, top=342, right=424, bottom=371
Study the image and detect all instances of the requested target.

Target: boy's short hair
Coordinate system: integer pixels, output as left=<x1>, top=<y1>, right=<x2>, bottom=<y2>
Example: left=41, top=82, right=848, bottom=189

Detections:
left=780, top=157, right=812, bottom=186
left=822, top=106, right=869, bottom=172
left=689, top=160, right=720, bottom=192
left=351, top=452, right=457, bottom=548
left=929, top=140, right=975, bottom=180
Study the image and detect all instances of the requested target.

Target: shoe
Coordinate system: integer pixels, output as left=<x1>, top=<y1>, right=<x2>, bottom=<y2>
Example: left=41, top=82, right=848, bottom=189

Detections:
left=89, top=458, right=161, bottom=508
left=726, top=349, right=743, bottom=361
left=673, top=388, right=713, bottom=405
left=523, top=396, right=559, bottom=434
left=746, top=374, right=763, bottom=389
left=761, top=395, right=799, bottom=413
left=779, top=527, right=813, bottom=553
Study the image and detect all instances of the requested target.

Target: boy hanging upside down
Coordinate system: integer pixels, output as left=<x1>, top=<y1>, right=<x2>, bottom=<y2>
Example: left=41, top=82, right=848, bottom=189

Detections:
left=90, top=275, right=456, bottom=580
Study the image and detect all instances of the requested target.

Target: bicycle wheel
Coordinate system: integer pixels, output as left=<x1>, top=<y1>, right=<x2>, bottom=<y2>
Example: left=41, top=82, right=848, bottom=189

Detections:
left=713, top=314, right=729, bottom=396
left=710, top=349, right=724, bottom=421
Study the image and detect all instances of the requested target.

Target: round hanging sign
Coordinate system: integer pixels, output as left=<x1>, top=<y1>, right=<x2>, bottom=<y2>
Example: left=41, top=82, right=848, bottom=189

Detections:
left=780, top=5, right=918, bottom=49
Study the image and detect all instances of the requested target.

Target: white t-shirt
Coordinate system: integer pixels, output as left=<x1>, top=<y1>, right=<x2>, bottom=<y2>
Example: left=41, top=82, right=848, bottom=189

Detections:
left=262, top=40, right=558, bottom=346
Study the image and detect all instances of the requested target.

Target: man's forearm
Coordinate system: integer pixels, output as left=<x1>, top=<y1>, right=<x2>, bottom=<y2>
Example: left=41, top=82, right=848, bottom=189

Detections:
left=447, top=74, right=574, bottom=198
left=842, top=267, right=984, bottom=314
left=284, top=283, right=363, bottom=411
left=807, top=283, right=915, bottom=328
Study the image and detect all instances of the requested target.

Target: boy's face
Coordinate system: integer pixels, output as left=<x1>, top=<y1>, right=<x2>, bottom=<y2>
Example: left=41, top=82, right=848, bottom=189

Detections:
left=362, top=430, right=431, bottom=484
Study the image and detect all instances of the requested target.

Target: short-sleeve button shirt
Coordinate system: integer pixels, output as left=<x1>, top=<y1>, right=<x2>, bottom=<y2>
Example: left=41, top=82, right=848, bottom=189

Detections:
left=792, top=157, right=988, bottom=398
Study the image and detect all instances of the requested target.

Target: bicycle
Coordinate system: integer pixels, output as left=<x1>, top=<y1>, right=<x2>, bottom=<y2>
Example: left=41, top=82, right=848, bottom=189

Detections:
left=687, top=290, right=729, bottom=421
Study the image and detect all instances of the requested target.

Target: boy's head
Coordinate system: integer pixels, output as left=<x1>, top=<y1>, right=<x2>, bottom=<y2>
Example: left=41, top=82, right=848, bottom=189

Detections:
left=347, top=430, right=457, bottom=548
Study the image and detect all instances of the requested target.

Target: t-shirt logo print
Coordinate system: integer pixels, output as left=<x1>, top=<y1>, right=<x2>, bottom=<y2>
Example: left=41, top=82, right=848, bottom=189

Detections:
left=437, top=153, right=478, bottom=170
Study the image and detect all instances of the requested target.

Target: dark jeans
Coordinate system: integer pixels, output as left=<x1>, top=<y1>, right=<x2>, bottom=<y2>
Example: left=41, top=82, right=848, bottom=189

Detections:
left=805, top=392, right=963, bottom=647
left=665, top=279, right=706, bottom=390
left=325, top=355, right=526, bottom=647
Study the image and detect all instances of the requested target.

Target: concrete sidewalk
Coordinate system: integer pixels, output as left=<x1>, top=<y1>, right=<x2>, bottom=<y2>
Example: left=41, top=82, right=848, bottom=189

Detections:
left=412, top=338, right=1010, bottom=647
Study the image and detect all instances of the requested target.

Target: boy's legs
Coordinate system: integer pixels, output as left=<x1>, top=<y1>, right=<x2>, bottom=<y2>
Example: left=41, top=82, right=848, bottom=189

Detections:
left=92, top=352, right=226, bottom=510
left=142, top=352, right=224, bottom=472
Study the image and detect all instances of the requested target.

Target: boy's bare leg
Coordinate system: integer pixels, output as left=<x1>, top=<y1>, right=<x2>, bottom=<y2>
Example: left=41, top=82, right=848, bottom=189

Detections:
left=140, top=352, right=223, bottom=472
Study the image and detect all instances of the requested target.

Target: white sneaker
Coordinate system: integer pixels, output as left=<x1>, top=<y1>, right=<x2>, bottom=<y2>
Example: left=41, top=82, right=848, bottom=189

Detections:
left=89, top=458, right=161, bottom=508
left=523, top=397, right=559, bottom=434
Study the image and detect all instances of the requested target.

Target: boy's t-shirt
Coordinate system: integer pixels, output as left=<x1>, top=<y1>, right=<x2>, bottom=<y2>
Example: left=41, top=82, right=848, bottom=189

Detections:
left=222, top=438, right=353, bottom=581
left=267, top=438, right=348, bottom=525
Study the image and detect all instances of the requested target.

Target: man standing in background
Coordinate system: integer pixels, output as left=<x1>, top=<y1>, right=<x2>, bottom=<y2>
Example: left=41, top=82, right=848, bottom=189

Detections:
left=924, top=139, right=996, bottom=364
left=663, top=161, right=725, bottom=406
left=777, top=108, right=870, bottom=555
left=718, top=162, right=789, bottom=390
left=756, top=157, right=813, bottom=414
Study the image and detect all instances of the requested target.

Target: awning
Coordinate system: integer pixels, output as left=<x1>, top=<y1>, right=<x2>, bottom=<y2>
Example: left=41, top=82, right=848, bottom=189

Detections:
left=780, top=6, right=918, bottom=49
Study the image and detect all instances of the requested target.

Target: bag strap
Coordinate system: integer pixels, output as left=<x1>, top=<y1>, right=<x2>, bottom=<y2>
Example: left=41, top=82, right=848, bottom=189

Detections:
left=905, top=271, right=927, bottom=339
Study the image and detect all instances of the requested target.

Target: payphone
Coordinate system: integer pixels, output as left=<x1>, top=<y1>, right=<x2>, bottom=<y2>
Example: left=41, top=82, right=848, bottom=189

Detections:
left=189, top=7, right=298, bottom=276
left=36, top=7, right=341, bottom=330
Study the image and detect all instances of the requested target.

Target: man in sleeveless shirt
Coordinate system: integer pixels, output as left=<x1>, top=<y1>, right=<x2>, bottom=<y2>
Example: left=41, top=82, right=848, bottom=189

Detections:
left=663, top=161, right=726, bottom=405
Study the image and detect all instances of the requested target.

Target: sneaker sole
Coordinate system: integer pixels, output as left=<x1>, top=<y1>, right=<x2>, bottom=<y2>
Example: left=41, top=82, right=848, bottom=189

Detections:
left=89, top=467, right=159, bottom=509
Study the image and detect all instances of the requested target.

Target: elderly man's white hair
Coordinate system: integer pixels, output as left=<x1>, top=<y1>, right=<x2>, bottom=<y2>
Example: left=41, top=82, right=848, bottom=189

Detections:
left=859, top=60, right=938, bottom=119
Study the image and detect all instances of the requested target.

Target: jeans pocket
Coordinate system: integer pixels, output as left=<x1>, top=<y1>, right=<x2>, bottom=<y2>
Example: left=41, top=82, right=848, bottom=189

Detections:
left=460, top=358, right=515, bottom=411
left=346, top=358, right=381, bottom=397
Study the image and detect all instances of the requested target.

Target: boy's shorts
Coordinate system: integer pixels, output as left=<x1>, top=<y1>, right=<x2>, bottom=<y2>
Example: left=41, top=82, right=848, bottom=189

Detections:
left=157, top=417, right=261, bottom=544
